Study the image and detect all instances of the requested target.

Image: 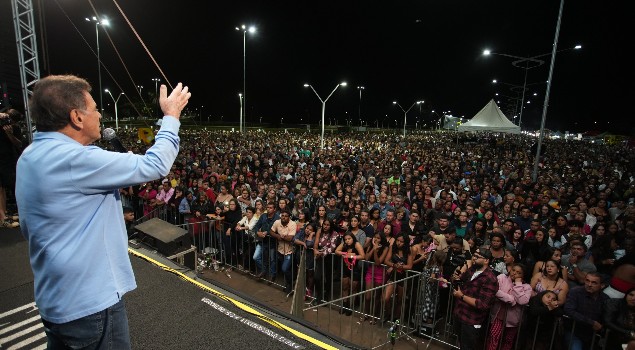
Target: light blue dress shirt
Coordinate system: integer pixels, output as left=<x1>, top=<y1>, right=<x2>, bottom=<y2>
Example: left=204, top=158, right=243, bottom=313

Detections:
left=16, top=116, right=180, bottom=323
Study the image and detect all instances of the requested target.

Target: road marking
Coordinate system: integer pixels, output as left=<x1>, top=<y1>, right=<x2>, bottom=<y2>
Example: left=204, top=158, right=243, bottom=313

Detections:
left=5, top=331, right=47, bottom=350
left=1, top=324, right=43, bottom=343
left=0, top=315, right=41, bottom=335
left=201, top=297, right=305, bottom=350
left=129, top=249, right=340, bottom=350
left=0, top=303, right=36, bottom=319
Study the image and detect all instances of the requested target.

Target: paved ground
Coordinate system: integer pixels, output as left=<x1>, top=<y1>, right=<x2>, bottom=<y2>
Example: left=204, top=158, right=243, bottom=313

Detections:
left=1, top=225, right=451, bottom=349
left=0, top=227, right=335, bottom=349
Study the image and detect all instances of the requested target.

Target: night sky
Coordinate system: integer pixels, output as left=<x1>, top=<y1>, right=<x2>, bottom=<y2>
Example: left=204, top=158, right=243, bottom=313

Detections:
left=9, top=1, right=633, bottom=133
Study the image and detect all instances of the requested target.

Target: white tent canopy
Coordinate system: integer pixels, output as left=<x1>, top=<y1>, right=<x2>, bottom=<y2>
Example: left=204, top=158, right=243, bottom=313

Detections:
left=457, top=99, right=521, bottom=134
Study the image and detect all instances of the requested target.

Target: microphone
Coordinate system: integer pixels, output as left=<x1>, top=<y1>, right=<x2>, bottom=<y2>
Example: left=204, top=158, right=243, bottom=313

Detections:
left=102, top=128, right=127, bottom=153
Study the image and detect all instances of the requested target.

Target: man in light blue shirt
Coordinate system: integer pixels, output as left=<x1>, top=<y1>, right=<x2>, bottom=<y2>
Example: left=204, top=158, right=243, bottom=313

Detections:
left=15, top=75, right=191, bottom=349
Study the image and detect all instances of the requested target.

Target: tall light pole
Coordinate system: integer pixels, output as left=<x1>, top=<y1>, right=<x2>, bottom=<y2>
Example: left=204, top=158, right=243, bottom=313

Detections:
left=392, top=100, right=423, bottom=137
left=492, top=78, right=545, bottom=124
left=136, top=85, right=143, bottom=95
left=357, top=86, right=365, bottom=126
left=493, top=91, right=522, bottom=120
left=104, top=89, right=124, bottom=130
left=482, top=44, right=580, bottom=128
left=533, top=0, right=566, bottom=182
left=238, top=93, right=243, bottom=130
left=304, top=82, right=347, bottom=149
left=236, top=25, right=256, bottom=133
left=152, top=78, right=160, bottom=119
left=85, top=16, right=109, bottom=115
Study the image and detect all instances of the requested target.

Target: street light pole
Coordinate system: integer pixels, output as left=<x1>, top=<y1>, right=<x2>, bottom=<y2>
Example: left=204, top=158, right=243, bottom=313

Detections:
left=482, top=44, right=580, bottom=129
left=392, top=100, right=423, bottom=137
left=238, top=93, right=243, bottom=130
left=533, top=0, right=565, bottom=182
left=304, top=82, right=347, bottom=149
left=236, top=25, right=256, bottom=133
left=357, top=86, right=365, bottom=126
left=104, top=89, right=124, bottom=130
left=152, top=78, right=160, bottom=119
left=85, top=17, right=109, bottom=115
left=492, top=79, right=544, bottom=124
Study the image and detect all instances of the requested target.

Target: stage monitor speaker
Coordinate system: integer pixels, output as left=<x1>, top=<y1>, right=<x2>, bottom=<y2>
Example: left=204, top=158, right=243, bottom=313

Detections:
left=135, top=218, right=191, bottom=256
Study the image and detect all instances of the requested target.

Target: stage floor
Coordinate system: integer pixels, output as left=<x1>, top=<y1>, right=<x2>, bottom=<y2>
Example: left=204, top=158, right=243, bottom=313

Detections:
left=0, top=227, right=332, bottom=349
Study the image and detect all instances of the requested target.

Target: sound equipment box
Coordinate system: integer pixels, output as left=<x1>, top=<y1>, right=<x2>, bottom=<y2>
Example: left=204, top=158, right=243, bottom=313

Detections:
left=134, top=218, right=191, bottom=256
left=166, top=246, right=197, bottom=271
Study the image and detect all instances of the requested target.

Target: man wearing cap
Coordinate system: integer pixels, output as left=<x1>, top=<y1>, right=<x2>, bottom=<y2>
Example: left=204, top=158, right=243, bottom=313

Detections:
left=452, top=247, right=499, bottom=350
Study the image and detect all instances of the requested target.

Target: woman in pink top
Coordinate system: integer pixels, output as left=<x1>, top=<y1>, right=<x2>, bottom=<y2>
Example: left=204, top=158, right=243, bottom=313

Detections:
left=487, top=263, right=532, bottom=350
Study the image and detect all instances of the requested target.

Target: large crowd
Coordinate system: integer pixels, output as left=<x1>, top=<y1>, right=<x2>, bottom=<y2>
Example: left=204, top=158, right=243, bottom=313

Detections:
left=112, top=127, right=635, bottom=350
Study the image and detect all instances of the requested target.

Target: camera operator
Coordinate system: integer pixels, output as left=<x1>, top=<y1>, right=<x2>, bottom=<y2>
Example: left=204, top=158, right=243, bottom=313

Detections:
left=442, top=238, right=472, bottom=281
left=451, top=247, right=499, bottom=350
left=0, top=108, right=24, bottom=227
left=437, top=238, right=472, bottom=323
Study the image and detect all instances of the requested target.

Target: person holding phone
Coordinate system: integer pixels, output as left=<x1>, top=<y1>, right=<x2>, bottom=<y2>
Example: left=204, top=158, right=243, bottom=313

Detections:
left=451, top=248, right=499, bottom=350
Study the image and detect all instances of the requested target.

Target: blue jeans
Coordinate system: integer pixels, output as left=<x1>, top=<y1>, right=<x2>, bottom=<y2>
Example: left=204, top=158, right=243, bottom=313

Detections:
left=42, top=299, right=130, bottom=350
left=253, top=242, right=276, bottom=276
left=280, top=253, right=294, bottom=286
left=563, top=331, right=584, bottom=350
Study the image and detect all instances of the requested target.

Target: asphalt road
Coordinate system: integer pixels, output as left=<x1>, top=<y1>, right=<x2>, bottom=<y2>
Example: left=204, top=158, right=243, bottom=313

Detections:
left=0, top=227, right=331, bottom=350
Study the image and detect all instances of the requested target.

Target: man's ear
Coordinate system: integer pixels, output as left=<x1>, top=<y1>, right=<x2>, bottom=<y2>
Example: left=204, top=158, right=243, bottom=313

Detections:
left=69, top=109, right=83, bottom=130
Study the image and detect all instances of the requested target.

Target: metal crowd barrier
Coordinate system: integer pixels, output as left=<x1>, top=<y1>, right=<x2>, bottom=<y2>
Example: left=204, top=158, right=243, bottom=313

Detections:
left=133, top=217, right=614, bottom=350
left=133, top=203, right=189, bottom=226
left=299, top=254, right=424, bottom=349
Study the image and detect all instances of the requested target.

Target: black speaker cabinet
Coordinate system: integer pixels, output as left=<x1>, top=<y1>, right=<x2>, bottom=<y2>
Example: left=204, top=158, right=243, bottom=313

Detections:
left=167, top=246, right=197, bottom=271
left=135, top=218, right=191, bottom=256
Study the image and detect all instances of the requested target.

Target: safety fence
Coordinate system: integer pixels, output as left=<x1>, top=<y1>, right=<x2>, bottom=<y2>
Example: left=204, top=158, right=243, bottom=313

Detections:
left=154, top=218, right=615, bottom=350
left=124, top=194, right=188, bottom=226
left=133, top=203, right=189, bottom=227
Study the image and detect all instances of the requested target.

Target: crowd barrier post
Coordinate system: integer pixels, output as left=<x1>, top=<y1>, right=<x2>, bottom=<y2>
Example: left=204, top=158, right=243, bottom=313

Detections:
left=134, top=215, right=620, bottom=350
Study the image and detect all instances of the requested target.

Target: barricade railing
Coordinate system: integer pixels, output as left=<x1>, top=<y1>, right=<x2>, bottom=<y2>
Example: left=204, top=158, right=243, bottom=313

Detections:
left=425, top=283, right=610, bottom=350
left=134, top=205, right=169, bottom=225
left=132, top=203, right=189, bottom=226
left=300, top=253, right=425, bottom=349
left=133, top=218, right=615, bottom=350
